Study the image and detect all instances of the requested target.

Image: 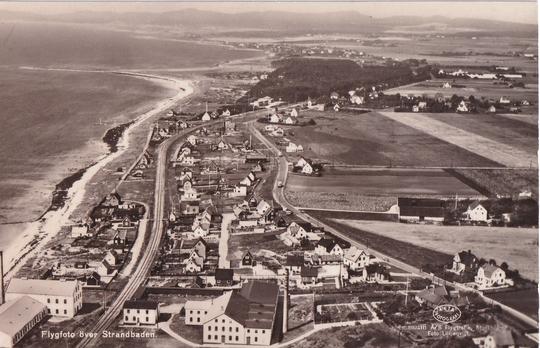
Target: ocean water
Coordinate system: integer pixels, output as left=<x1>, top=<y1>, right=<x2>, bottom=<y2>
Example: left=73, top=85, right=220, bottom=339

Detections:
left=0, top=21, right=262, bottom=226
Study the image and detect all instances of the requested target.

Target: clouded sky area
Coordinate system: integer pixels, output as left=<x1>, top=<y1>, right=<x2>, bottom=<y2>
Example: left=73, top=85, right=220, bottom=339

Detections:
left=1, top=1, right=537, bottom=24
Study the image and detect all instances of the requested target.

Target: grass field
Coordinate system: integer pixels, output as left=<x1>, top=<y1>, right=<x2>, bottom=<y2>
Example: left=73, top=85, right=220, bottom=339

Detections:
left=485, top=288, right=539, bottom=320
left=450, top=168, right=538, bottom=198
left=286, top=192, right=397, bottom=212
left=335, top=219, right=538, bottom=282
left=422, top=113, right=538, bottom=156
left=385, top=78, right=539, bottom=104
left=283, top=110, right=500, bottom=167
left=286, top=168, right=483, bottom=198
left=377, top=111, right=537, bottom=168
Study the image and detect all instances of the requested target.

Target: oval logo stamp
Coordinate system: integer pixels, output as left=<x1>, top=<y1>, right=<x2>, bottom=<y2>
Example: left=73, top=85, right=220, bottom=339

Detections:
left=433, top=304, right=461, bottom=323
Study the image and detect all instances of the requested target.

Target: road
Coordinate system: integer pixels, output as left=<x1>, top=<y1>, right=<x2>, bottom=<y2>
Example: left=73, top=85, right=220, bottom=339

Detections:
left=247, top=120, right=539, bottom=329
left=78, top=109, right=271, bottom=347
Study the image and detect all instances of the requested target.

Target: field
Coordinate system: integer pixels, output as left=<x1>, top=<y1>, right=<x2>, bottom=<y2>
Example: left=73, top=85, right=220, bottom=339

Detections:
left=335, top=219, right=538, bottom=282
left=282, top=110, right=500, bottom=167
left=450, top=168, right=538, bottom=198
left=286, top=192, right=397, bottom=212
left=422, top=113, right=538, bottom=156
left=227, top=231, right=291, bottom=268
left=377, top=111, right=537, bottom=168
left=286, top=168, right=483, bottom=199
left=385, top=78, right=539, bottom=104
left=485, top=288, right=539, bottom=320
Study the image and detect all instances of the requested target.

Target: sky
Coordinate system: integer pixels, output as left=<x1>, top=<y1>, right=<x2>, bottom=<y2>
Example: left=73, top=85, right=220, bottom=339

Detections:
left=0, top=1, right=537, bottom=24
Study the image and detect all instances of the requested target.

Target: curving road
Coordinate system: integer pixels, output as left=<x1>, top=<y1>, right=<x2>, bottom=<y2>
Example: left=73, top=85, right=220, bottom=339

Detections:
left=247, top=120, right=539, bottom=329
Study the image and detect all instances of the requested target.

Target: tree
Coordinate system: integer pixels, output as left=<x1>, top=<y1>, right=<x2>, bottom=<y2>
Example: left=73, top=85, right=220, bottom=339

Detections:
left=501, top=262, right=509, bottom=271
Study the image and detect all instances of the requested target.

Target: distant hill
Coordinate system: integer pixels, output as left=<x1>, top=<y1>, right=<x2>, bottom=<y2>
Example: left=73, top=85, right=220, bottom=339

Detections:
left=0, top=9, right=536, bottom=37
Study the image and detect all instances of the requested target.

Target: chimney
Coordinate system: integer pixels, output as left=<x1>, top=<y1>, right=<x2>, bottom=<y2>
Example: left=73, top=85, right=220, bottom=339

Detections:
left=282, top=269, right=289, bottom=334
left=0, top=251, right=4, bottom=305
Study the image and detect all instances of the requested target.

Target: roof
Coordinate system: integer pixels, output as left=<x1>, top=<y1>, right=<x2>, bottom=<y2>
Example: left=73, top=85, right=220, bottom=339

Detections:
left=467, top=201, right=485, bottom=211
left=224, top=281, right=279, bottom=330
left=0, top=296, right=47, bottom=337
left=481, top=264, right=501, bottom=278
left=416, top=286, right=449, bottom=306
left=286, top=254, right=305, bottom=267
left=123, top=300, right=159, bottom=310
left=7, top=278, right=79, bottom=298
left=317, top=238, right=338, bottom=252
left=400, top=206, right=444, bottom=218
left=398, top=197, right=444, bottom=208
left=301, top=266, right=318, bottom=277
left=344, top=246, right=366, bottom=262
left=456, top=250, right=478, bottom=267
left=215, top=268, right=234, bottom=281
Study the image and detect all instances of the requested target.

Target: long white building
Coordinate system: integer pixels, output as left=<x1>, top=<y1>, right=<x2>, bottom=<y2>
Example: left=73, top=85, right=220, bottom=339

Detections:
left=6, top=278, right=82, bottom=318
left=184, top=281, right=279, bottom=345
left=0, top=296, right=48, bottom=347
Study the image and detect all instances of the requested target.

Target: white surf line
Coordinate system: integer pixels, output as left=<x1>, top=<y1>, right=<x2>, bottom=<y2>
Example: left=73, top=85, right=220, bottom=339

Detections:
left=4, top=70, right=194, bottom=282
left=378, top=111, right=537, bottom=168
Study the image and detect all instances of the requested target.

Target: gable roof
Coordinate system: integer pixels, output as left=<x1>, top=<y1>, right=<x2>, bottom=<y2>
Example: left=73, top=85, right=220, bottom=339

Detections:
left=123, top=300, right=158, bottom=310
left=481, top=264, right=502, bottom=278
left=317, top=238, right=339, bottom=252
left=7, top=278, right=79, bottom=297
left=286, top=254, right=305, bottom=267
left=301, top=266, right=318, bottom=277
left=215, top=268, right=234, bottom=281
left=0, top=296, right=47, bottom=337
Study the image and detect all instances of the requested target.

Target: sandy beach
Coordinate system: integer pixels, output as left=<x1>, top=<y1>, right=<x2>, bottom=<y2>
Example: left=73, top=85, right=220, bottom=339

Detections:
left=2, top=72, right=194, bottom=280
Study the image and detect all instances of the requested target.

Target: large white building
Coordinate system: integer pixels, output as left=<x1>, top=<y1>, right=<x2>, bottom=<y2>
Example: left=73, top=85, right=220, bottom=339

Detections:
left=184, top=281, right=279, bottom=345
left=0, top=296, right=48, bottom=348
left=6, top=278, right=82, bottom=318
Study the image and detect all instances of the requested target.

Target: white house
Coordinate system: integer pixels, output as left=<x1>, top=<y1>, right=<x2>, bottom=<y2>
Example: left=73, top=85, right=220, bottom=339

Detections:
left=269, top=114, right=281, bottom=124
left=71, top=225, right=91, bottom=238
left=6, top=278, right=83, bottom=318
left=221, top=109, right=231, bottom=117
left=202, top=112, right=211, bottom=121
left=475, top=264, right=506, bottom=288
left=123, top=300, right=159, bottom=326
left=350, top=95, right=364, bottom=105
left=217, top=139, right=229, bottom=151
left=343, top=247, right=371, bottom=271
left=456, top=100, right=469, bottom=113
left=0, top=296, right=48, bottom=348
left=187, top=135, right=198, bottom=146
left=465, top=201, right=489, bottom=222
left=256, top=200, right=271, bottom=216
left=284, top=116, right=297, bottom=125
left=499, top=96, right=511, bottom=105
left=286, top=142, right=302, bottom=153
left=290, top=108, right=299, bottom=117
left=301, top=162, right=314, bottom=175
left=442, top=82, right=452, bottom=88
left=230, top=185, right=247, bottom=197
left=287, top=222, right=308, bottom=240
left=296, top=157, right=309, bottom=168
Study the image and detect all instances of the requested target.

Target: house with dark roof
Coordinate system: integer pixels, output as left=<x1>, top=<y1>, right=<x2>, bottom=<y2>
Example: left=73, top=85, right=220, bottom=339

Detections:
left=215, top=268, right=234, bottom=287
left=301, top=266, right=318, bottom=285
left=123, top=300, right=159, bottom=326
left=398, top=197, right=445, bottom=223
left=315, top=238, right=344, bottom=257
left=450, top=250, right=479, bottom=275
left=241, top=251, right=255, bottom=268
left=415, top=285, right=451, bottom=307
left=285, top=254, right=305, bottom=274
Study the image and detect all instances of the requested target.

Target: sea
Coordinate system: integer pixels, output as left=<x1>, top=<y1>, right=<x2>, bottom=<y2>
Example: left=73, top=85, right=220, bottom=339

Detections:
left=0, top=21, right=262, bottom=245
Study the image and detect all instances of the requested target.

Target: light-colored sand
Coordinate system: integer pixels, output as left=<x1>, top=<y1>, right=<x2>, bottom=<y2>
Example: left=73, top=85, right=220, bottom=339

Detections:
left=335, top=219, right=538, bottom=282
left=2, top=73, right=194, bottom=280
left=378, top=111, right=537, bottom=168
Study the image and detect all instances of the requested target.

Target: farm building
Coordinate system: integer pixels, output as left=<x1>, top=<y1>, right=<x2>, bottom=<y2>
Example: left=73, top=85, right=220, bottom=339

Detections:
left=465, top=201, right=489, bottom=222
left=398, top=198, right=444, bottom=223
left=449, top=250, right=479, bottom=275
left=0, top=296, right=48, bottom=348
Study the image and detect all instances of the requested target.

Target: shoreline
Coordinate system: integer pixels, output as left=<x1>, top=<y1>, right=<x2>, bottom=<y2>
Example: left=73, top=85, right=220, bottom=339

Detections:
left=2, top=72, right=194, bottom=281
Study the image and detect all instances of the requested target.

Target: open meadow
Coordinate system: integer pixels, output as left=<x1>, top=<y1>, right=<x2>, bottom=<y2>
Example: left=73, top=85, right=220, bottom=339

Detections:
left=335, top=219, right=539, bottom=282
left=283, top=110, right=500, bottom=167
left=286, top=168, right=483, bottom=197
left=377, top=111, right=537, bottom=168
